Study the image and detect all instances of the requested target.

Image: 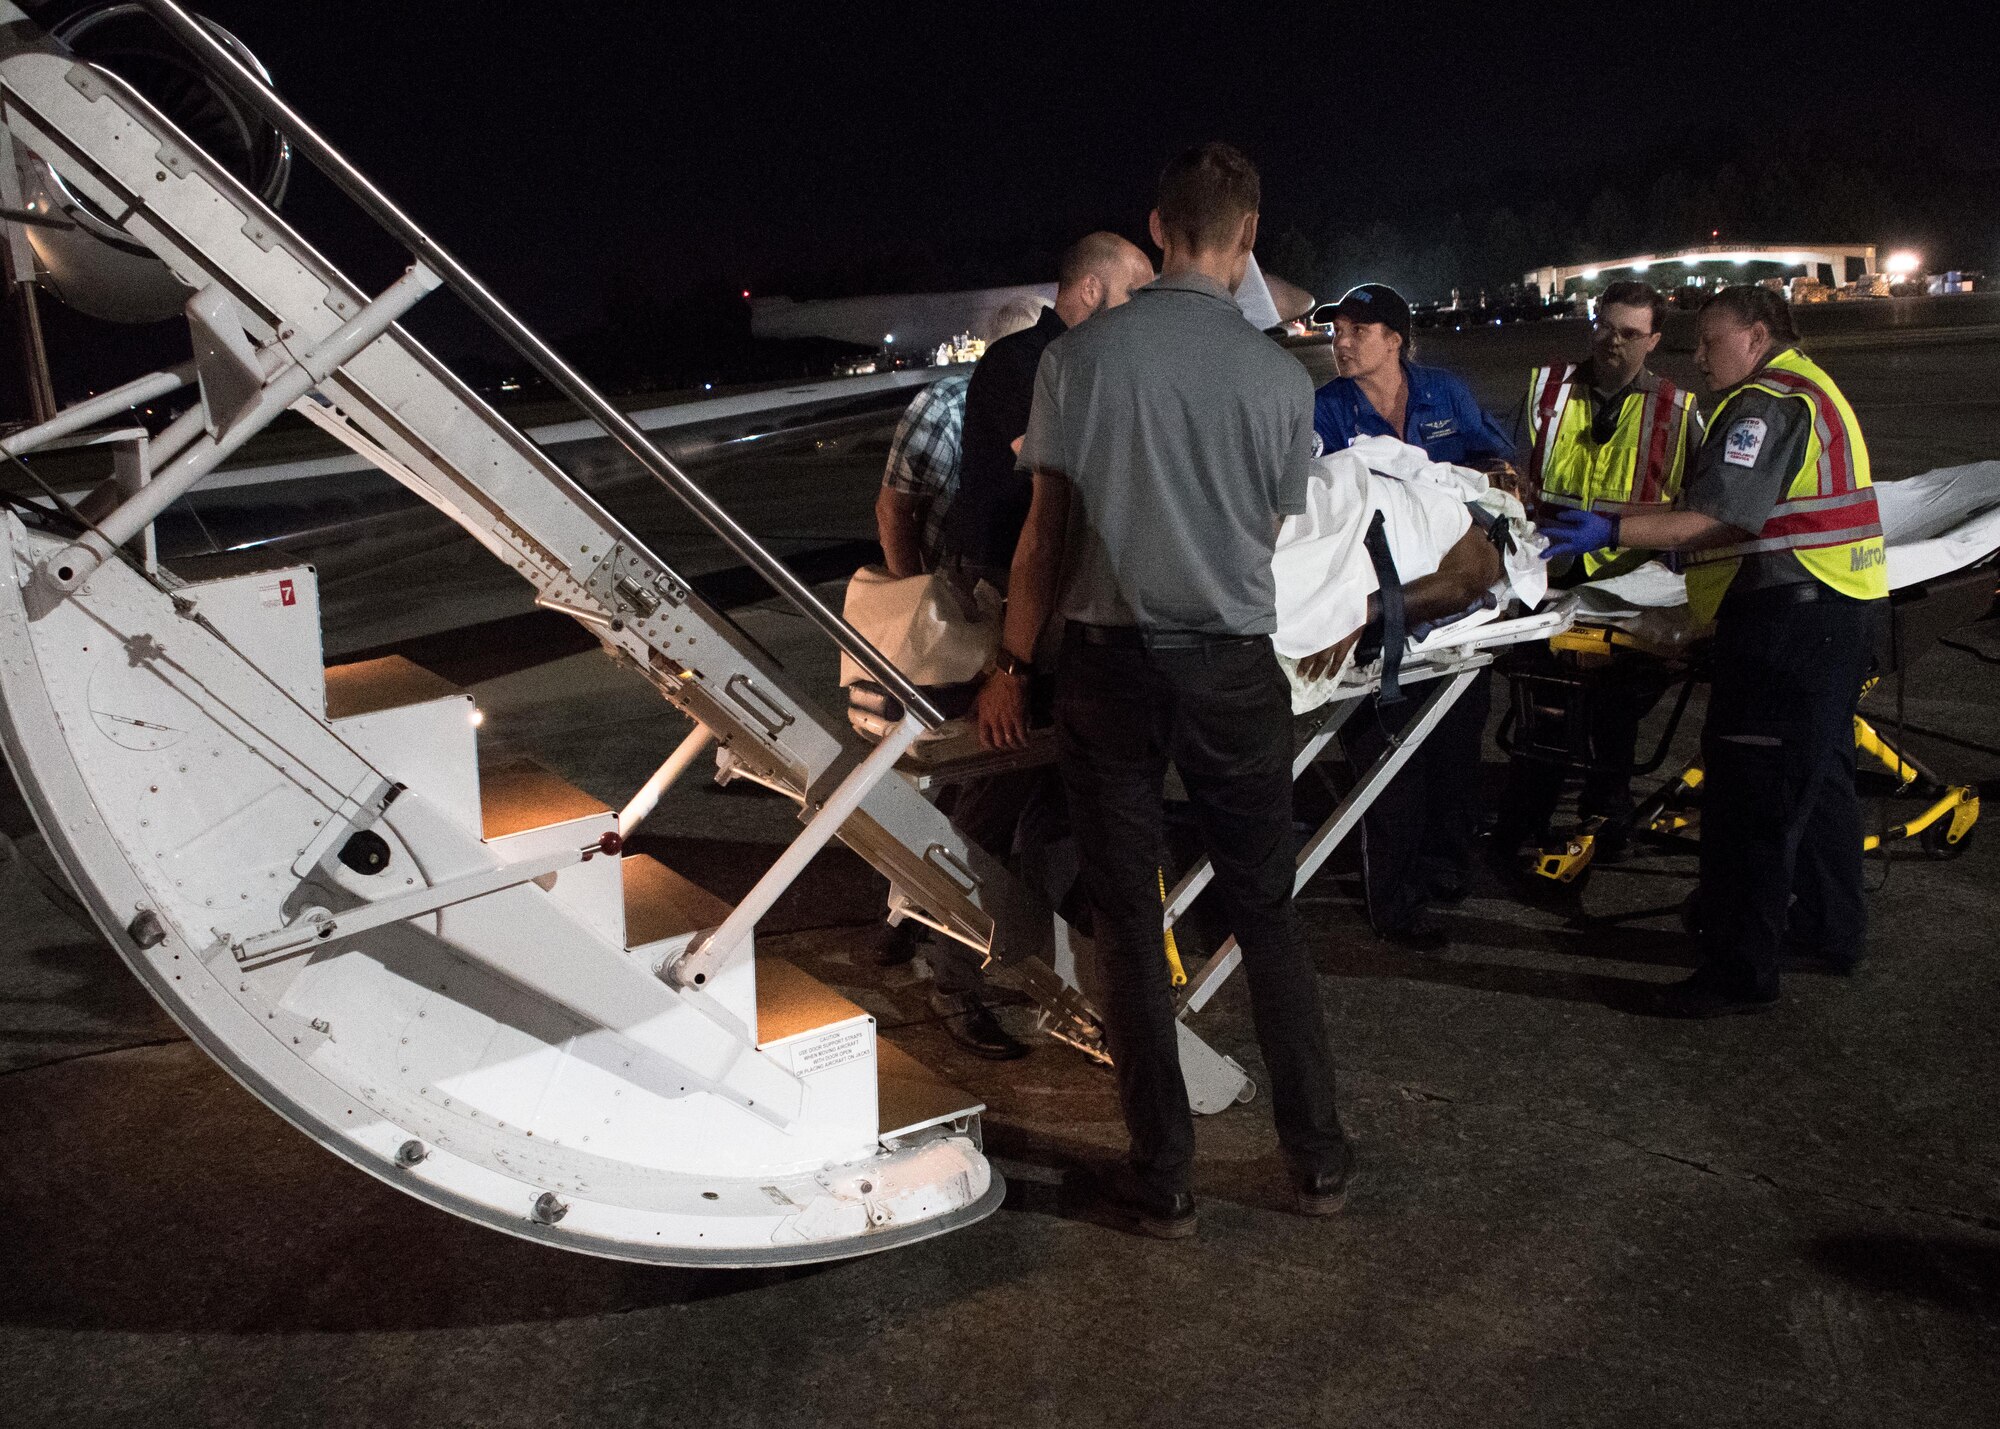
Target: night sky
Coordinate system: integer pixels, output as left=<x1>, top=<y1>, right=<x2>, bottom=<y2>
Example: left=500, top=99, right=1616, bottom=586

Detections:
left=141, top=2, right=1990, bottom=322
left=16, top=0, right=2000, bottom=394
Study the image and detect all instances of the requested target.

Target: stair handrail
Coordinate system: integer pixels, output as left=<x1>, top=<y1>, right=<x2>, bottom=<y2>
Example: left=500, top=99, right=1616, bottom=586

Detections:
left=134, top=0, right=945, bottom=729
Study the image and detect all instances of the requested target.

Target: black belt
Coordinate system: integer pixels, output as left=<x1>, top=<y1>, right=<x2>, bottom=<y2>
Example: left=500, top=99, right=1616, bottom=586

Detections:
left=1719, top=580, right=1867, bottom=616
left=1072, top=622, right=1266, bottom=650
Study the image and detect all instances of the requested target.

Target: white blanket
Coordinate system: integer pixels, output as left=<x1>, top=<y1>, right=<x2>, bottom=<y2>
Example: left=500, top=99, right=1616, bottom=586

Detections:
left=1877, top=461, right=2000, bottom=588
left=1274, top=438, right=1548, bottom=709
left=841, top=437, right=1553, bottom=716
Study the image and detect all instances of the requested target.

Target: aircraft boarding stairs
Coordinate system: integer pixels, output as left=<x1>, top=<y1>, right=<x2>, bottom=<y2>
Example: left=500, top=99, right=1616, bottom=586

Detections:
left=0, top=0, right=1113, bottom=1264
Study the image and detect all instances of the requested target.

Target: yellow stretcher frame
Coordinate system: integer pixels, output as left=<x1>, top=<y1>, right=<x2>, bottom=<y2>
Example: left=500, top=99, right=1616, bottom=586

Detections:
left=1528, top=672, right=1981, bottom=884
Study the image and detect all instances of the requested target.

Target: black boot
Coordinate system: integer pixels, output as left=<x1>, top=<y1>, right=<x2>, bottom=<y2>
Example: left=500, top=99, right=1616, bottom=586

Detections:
left=930, top=989, right=1029, bottom=1060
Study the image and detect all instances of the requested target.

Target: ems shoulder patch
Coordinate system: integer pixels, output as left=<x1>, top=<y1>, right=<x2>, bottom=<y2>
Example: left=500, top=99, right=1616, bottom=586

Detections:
left=1723, top=416, right=1768, bottom=468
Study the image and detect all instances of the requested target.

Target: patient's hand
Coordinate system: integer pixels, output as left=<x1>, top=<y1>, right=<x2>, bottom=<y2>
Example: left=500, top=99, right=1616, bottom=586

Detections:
left=1299, top=628, right=1362, bottom=684
left=976, top=669, right=1030, bottom=750
left=1479, top=460, right=1531, bottom=504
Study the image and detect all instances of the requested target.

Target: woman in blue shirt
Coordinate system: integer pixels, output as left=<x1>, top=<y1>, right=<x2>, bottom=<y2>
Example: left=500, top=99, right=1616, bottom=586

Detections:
left=1312, top=284, right=1516, bottom=464
left=1311, top=284, right=1515, bottom=950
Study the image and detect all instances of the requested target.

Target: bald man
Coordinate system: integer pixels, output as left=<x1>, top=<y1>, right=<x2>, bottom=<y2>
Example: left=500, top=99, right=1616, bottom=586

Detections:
left=895, top=231, right=1151, bottom=1059
left=946, top=231, right=1155, bottom=591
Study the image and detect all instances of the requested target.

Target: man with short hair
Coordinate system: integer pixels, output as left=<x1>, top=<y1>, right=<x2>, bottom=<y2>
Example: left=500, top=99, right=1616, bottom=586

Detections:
left=1495, top=280, right=1703, bottom=861
left=881, top=237, right=1152, bottom=1061
left=947, top=232, right=1155, bottom=590
left=974, top=142, right=1351, bottom=1238
left=1523, top=280, right=1702, bottom=579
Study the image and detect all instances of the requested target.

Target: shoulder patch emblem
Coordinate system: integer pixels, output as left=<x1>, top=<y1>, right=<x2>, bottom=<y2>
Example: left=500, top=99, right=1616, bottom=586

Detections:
left=1723, top=417, right=1768, bottom=467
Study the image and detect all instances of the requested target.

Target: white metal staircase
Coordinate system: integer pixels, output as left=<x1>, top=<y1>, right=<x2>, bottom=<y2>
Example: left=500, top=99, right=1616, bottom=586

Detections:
left=0, top=0, right=1027, bottom=1264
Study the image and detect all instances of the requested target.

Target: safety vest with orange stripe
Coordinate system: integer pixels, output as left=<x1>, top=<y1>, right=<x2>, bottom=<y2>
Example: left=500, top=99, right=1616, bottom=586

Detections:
left=1682, top=347, right=1886, bottom=623
left=1525, top=363, right=1699, bottom=577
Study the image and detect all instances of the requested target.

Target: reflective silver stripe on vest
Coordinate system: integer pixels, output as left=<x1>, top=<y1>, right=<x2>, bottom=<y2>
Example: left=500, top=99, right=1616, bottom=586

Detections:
left=1526, top=366, right=1557, bottom=414
left=1751, top=368, right=1852, bottom=497
left=1681, top=522, right=1885, bottom=561
left=1760, top=490, right=1878, bottom=516
left=1682, top=489, right=1883, bottom=563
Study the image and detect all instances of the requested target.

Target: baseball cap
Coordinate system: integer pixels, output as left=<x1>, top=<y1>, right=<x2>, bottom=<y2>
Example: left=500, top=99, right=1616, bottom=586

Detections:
left=1330, top=283, right=1411, bottom=345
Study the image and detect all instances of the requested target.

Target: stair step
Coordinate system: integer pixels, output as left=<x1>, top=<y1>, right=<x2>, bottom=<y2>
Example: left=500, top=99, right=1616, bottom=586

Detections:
left=326, top=654, right=462, bottom=720
left=876, top=1036, right=984, bottom=1140
left=479, top=760, right=611, bottom=839
left=755, top=957, right=870, bottom=1045
left=752, top=959, right=983, bottom=1139
left=622, top=853, right=731, bottom=948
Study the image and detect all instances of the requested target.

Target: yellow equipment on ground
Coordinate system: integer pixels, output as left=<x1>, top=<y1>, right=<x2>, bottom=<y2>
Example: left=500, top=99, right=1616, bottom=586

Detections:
left=1506, top=559, right=1993, bottom=887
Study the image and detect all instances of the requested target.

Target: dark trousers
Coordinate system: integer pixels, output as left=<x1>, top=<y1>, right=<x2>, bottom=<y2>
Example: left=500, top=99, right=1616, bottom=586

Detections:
left=1352, top=668, right=1492, bottom=931
left=1497, top=652, right=1675, bottom=849
left=1698, top=593, right=1878, bottom=997
left=1054, top=625, right=1346, bottom=1194
left=929, top=768, right=1064, bottom=996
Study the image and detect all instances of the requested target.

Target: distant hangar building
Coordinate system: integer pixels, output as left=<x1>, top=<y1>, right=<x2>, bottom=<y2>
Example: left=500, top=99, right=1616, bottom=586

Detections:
left=1525, top=243, right=1878, bottom=298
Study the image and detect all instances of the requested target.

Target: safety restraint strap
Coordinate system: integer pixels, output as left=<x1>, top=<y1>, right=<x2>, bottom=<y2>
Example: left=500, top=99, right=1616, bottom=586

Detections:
left=1361, top=510, right=1406, bottom=704
left=1467, top=501, right=1514, bottom=561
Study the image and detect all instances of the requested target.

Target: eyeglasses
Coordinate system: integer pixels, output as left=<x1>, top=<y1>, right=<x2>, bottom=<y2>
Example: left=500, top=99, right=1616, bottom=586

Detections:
left=1593, top=320, right=1653, bottom=344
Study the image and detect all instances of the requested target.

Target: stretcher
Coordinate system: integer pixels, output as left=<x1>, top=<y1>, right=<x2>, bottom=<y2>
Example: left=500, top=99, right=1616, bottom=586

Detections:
left=1504, top=462, right=2000, bottom=885
left=865, top=594, right=1577, bottom=1113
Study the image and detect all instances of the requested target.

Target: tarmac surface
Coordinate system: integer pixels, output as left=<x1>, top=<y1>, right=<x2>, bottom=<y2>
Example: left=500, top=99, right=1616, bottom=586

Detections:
left=4, top=310, right=1999, bottom=1427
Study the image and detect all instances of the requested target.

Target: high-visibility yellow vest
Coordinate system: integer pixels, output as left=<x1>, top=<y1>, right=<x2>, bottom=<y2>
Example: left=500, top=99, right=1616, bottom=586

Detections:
left=1683, top=347, right=1887, bottom=623
left=1526, top=363, right=1698, bottom=576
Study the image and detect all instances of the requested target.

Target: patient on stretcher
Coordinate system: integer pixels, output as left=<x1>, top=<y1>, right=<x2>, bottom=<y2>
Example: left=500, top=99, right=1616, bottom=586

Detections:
left=843, top=434, right=1549, bottom=728
left=1273, top=436, right=1548, bottom=711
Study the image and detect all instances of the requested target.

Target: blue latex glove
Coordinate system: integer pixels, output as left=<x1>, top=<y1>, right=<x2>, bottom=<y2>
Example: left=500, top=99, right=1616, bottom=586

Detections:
left=1536, top=507, right=1615, bottom=563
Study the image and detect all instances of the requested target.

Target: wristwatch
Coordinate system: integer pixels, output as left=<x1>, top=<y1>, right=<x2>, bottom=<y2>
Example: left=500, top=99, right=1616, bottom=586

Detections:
left=990, top=649, right=1032, bottom=679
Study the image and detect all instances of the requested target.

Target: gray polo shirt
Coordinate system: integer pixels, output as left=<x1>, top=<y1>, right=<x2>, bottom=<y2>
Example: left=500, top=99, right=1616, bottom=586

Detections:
left=1018, top=271, right=1316, bottom=635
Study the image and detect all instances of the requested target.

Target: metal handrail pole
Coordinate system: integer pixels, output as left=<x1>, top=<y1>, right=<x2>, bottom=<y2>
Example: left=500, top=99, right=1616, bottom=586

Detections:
left=0, top=361, right=195, bottom=457
left=44, top=263, right=440, bottom=589
left=136, top=0, right=943, bottom=729
left=618, top=724, right=716, bottom=840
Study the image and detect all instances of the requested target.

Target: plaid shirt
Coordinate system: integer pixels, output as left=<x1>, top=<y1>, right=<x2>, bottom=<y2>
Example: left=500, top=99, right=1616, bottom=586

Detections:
left=882, top=372, right=970, bottom=571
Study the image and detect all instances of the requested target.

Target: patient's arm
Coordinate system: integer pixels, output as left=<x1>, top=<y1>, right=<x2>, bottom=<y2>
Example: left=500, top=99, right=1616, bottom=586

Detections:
left=1404, top=523, right=1503, bottom=625
left=1297, top=525, right=1502, bottom=681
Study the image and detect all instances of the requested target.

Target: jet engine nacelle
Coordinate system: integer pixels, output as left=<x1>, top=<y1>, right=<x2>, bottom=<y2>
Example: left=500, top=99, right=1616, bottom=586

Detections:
left=11, top=3, right=289, bottom=322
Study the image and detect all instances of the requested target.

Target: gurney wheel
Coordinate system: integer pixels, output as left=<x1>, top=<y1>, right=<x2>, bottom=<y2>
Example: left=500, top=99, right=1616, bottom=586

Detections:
left=1920, top=817, right=1975, bottom=860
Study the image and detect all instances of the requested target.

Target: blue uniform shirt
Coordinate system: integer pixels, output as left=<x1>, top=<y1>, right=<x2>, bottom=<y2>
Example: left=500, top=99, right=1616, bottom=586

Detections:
left=1313, top=360, right=1516, bottom=466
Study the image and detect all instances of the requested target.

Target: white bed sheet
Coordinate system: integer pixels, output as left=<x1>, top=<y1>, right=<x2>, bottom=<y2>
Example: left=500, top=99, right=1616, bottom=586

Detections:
left=1275, top=438, right=1548, bottom=711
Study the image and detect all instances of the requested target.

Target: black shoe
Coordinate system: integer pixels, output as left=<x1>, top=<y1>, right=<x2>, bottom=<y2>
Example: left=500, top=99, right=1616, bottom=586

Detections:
left=933, top=993, right=1029, bottom=1060
left=1377, top=915, right=1449, bottom=953
left=1481, top=836, right=1540, bottom=891
left=1649, top=971, right=1778, bottom=1019
left=875, top=922, right=920, bottom=968
left=1587, top=828, right=1630, bottom=865
left=1293, top=1142, right=1358, bottom=1217
left=1081, top=1162, right=1198, bottom=1240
